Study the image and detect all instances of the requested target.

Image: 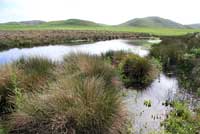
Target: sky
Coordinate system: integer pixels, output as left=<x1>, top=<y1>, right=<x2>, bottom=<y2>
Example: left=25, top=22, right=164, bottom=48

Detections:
left=0, top=0, right=200, bottom=25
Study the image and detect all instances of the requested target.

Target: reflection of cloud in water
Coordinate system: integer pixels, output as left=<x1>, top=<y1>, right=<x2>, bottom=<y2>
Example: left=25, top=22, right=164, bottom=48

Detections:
left=124, top=73, right=179, bottom=134
left=0, top=40, right=149, bottom=65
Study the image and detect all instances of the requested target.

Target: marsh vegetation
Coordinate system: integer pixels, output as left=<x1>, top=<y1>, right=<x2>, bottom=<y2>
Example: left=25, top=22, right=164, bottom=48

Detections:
left=0, top=32, right=199, bottom=134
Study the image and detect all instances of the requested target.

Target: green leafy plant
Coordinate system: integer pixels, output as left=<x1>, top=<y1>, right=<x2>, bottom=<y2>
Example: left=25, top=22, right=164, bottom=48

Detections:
left=144, top=100, right=152, bottom=107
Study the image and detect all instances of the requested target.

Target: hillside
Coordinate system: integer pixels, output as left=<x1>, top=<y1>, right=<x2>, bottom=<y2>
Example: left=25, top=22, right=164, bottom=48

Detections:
left=187, top=24, right=200, bottom=29
left=119, top=16, right=186, bottom=28
left=0, top=19, right=104, bottom=27
left=20, top=20, right=46, bottom=25
left=43, top=19, right=104, bottom=26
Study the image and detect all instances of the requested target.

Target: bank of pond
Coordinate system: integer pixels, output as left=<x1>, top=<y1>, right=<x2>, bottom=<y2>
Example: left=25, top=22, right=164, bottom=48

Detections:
left=0, top=35, right=200, bottom=134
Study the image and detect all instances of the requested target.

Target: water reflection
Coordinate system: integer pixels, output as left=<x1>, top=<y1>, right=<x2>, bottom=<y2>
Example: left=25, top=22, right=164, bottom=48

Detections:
left=0, top=40, right=149, bottom=65
left=124, top=73, right=179, bottom=134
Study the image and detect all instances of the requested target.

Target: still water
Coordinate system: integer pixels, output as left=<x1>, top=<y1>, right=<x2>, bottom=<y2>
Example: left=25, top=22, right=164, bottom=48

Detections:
left=124, top=74, right=178, bottom=134
left=0, top=40, right=149, bottom=64
left=0, top=39, right=197, bottom=134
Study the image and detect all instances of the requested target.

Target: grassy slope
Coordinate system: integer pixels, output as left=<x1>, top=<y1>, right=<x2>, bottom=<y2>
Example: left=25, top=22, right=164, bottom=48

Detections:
left=0, top=24, right=200, bottom=36
left=120, top=17, right=186, bottom=29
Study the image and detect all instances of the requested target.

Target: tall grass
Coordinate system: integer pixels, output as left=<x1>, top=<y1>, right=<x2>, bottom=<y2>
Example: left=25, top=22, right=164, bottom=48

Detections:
left=15, top=57, right=56, bottom=92
left=150, top=33, right=200, bottom=93
left=103, top=50, right=160, bottom=88
left=4, top=53, right=124, bottom=134
left=63, top=53, right=115, bottom=84
left=0, top=65, right=18, bottom=114
left=119, top=54, right=153, bottom=88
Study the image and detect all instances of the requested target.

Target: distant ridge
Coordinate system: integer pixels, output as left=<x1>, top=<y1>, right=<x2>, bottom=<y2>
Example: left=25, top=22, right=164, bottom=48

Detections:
left=187, top=24, right=200, bottom=29
left=20, top=20, right=46, bottom=25
left=44, top=19, right=105, bottom=26
left=119, top=16, right=186, bottom=28
left=1, top=17, right=200, bottom=29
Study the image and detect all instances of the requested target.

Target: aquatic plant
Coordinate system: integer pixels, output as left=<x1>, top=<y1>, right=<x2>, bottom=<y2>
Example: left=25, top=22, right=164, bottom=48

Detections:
left=119, top=54, right=154, bottom=88
left=150, top=33, right=200, bottom=94
left=162, top=102, right=200, bottom=134
left=144, top=100, right=152, bottom=107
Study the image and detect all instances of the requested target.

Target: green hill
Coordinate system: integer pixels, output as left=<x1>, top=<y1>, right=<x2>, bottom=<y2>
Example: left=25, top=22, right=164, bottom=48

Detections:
left=0, top=19, right=104, bottom=27
left=43, top=19, right=104, bottom=27
left=187, top=24, right=200, bottom=29
left=119, top=16, right=186, bottom=29
left=20, top=20, right=46, bottom=25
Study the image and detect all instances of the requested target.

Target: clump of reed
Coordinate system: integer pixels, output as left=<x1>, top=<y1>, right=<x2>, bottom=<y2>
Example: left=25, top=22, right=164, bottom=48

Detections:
left=63, top=53, right=116, bottom=84
left=15, top=57, right=56, bottom=92
left=119, top=54, right=153, bottom=88
left=103, top=50, right=160, bottom=88
left=0, top=57, right=56, bottom=114
left=2, top=53, right=124, bottom=134
left=0, top=65, right=19, bottom=114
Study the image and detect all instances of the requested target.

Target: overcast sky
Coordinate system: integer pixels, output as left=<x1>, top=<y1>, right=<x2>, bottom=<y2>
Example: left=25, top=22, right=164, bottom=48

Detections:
left=0, top=0, right=200, bottom=25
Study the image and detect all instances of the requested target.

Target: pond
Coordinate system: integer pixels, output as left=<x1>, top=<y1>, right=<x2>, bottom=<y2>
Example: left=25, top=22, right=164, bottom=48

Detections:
left=0, top=39, right=198, bottom=134
left=0, top=39, right=149, bottom=64
left=124, top=73, right=178, bottom=134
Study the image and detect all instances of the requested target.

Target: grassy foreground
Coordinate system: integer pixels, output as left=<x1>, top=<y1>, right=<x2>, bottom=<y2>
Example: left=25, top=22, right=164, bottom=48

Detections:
left=0, top=24, right=200, bottom=36
left=0, top=51, right=161, bottom=134
left=0, top=54, right=126, bottom=134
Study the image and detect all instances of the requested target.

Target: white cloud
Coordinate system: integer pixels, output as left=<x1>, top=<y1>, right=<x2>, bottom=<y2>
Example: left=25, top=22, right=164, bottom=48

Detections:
left=0, top=0, right=200, bottom=24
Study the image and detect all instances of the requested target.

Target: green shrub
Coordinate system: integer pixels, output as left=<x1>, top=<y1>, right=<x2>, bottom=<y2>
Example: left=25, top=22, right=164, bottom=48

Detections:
left=163, top=102, right=200, bottom=134
left=191, top=64, right=200, bottom=88
left=150, top=34, right=200, bottom=94
left=190, top=48, right=200, bottom=57
left=197, top=88, right=200, bottom=97
left=119, top=54, right=153, bottom=88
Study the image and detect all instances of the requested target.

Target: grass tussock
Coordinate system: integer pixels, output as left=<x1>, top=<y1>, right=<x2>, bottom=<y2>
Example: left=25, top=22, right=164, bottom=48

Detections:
left=103, top=50, right=160, bottom=88
left=9, top=76, right=121, bottom=134
left=0, top=65, right=19, bottom=114
left=63, top=53, right=115, bottom=84
left=119, top=54, right=153, bottom=88
left=0, top=53, right=124, bottom=134
left=15, top=57, right=56, bottom=92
